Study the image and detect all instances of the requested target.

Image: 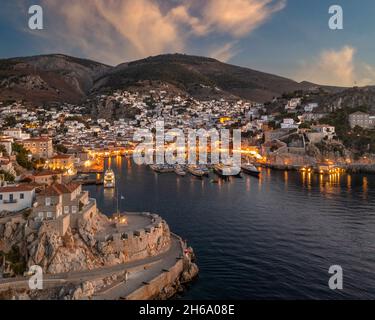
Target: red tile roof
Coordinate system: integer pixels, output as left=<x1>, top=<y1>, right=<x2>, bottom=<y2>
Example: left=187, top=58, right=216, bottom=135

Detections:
left=0, top=185, right=35, bottom=193
left=23, top=137, right=51, bottom=143
left=38, top=182, right=80, bottom=197
left=33, top=170, right=62, bottom=177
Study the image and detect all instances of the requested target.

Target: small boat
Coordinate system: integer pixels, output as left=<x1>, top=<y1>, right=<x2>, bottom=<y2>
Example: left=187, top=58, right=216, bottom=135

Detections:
left=241, top=163, right=260, bottom=177
left=150, top=164, right=175, bottom=173
left=198, top=165, right=210, bottom=176
left=174, top=165, right=186, bottom=176
left=104, top=169, right=115, bottom=188
left=214, top=164, right=242, bottom=177
left=187, top=165, right=206, bottom=178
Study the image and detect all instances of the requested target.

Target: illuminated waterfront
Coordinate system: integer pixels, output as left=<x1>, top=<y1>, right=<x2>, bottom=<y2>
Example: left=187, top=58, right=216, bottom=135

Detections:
left=84, top=156, right=375, bottom=299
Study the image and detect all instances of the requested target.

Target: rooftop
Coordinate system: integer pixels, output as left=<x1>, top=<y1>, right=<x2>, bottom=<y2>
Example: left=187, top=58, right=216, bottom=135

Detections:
left=0, top=185, right=35, bottom=193
left=38, top=182, right=81, bottom=197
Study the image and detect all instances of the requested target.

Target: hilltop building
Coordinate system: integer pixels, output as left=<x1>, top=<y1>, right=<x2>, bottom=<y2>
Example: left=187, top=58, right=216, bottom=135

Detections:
left=349, top=111, right=375, bottom=129
left=3, top=128, right=30, bottom=141
left=30, top=182, right=97, bottom=236
left=21, top=137, right=53, bottom=159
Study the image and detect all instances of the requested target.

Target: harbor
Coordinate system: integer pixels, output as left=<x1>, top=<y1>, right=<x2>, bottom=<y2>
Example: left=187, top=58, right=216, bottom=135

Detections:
left=83, top=156, right=375, bottom=299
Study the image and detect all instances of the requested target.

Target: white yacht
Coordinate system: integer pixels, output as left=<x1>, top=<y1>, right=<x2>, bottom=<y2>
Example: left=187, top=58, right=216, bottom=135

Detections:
left=104, top=169, right=115, bottom=188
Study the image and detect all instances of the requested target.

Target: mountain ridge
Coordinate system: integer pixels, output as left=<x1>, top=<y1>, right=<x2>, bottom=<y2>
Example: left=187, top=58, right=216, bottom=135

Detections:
left=0, top=53, right=344, bottom=105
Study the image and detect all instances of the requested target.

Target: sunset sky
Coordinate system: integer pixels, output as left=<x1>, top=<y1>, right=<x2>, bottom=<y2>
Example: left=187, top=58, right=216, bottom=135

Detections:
left=1, top=0, right=375, bottom=86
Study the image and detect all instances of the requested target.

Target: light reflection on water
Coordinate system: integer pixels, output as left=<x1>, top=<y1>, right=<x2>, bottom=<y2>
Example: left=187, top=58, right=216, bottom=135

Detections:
left=85, top=157, right=375, bottom=299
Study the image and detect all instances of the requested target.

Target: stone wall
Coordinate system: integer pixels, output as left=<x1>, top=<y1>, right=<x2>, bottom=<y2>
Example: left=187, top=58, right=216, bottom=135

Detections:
left=125, top=259, right=185, bottom=300
left=43, top=214, right=70, bottom=236
left=69, top=199, right=97, bottom=229
left=98, top=213, right=171, bottom=264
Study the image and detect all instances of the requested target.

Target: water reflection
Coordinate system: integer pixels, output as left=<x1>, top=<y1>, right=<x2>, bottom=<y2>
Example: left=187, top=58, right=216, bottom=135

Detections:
left=85, top=158, right=375, bottom=300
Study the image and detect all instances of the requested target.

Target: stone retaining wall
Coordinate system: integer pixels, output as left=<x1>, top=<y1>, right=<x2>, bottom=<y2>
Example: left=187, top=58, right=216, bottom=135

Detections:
left=98, top=212, right=171, bottom=263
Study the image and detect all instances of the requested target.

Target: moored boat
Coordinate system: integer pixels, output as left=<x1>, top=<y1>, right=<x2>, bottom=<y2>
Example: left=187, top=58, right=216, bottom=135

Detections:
left=187, top=165, right=206, bottom=178
left=241, top=163, right=260, bottom=177
left=174, top=165, right=186, bottom=176
left=104, top=169, right=115, bottom=188
left=214, top=164, right=242, bottom=177
left=150, top=164, right=175, bottom=173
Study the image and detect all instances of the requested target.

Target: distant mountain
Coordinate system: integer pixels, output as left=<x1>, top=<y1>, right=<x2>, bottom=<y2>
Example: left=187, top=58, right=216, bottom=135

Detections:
left=93, top=54, right=327, bottom=102
left=0, top=54, right=110, bottom=105
left=0, top=53, right=344, bottom=105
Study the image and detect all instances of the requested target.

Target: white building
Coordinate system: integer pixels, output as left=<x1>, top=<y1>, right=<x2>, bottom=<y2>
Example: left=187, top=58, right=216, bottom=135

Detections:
left=0, top=185, right=36, bottom=212
left=281, top=118, right=299, bottom=129
left=304, top=103, right=319, bottom=112
left=3, top=128, right=30, bottom=140
left=285, top=98, right=302, bottom=111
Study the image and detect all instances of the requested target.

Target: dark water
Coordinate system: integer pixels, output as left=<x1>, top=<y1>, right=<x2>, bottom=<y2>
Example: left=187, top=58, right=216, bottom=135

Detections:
left=84, top=156, right=375, bottom=300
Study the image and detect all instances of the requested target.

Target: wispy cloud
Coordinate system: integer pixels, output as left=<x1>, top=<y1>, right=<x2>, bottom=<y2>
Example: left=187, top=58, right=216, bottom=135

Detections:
left=210, top=42, right=240, bottom=62
left=294, top=46, right=375, bottom=87
left=199, top=0, right=287, bottom=37
left=16, top=0, right=286, bottom=64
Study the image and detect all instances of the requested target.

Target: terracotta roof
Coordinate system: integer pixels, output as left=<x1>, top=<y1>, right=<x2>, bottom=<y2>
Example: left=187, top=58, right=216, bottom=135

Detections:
left=33, top=170, right=62, bottom=177
left=23, top=137, right=51, bottom=143
left=38, top=182, right=80, bottom=197
left=0, top=185, right=35, bottom=193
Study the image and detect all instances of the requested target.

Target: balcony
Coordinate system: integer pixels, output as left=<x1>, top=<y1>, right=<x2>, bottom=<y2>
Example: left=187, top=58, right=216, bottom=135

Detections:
left=3, top=199, right=17, bottom=204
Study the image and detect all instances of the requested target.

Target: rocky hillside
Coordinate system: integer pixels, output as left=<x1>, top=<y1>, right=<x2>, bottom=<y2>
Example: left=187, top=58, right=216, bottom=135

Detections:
left=0, top=53, right=344, bottom=106
left=0, top=54, right=110, bottom=105
left=93, top=54, right=325, bottom=102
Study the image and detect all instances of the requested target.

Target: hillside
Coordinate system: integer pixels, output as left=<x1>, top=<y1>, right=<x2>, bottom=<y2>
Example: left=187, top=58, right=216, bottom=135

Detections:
left=0, top=53, right=344, bottom=105
left=0, top=54, right=110, bottom=105
left=93, top=54, right=323, bottom=102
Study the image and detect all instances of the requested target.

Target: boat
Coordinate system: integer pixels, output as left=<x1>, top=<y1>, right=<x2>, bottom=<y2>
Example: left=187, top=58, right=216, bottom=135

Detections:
left=198, top=165, right=210, bottom=176
left=150, top=164, right=175, bottom=173
left=104, top=169, right=116, bottom=188
left=174, top=165, right=186, bottom=176
left=214, top=164, right=242, bottom=177
left=187, top=165, right=206, bottom=178
left=241, top=163, right=260, bottom=177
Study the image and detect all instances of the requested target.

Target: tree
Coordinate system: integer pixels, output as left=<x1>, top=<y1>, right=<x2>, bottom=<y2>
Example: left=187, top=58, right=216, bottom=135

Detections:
left=4, top=116, right=16, bottom=127
left=56, top=144, right=68, bottom=154
left=12, top=143, right=33, bottom=170
left=0, top=170, right=15, bottom=182
left=0, top=145, right=7, bottom=156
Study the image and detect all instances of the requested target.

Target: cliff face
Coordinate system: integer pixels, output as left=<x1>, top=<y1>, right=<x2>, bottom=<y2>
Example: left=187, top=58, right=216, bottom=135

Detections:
left=0, top=211, right=196, bottom=300
left=0, top=210, right=171, bottom=276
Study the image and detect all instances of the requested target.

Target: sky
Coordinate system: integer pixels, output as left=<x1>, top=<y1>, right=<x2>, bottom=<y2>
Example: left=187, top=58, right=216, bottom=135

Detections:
left=1, top=0, right=375, bottom=86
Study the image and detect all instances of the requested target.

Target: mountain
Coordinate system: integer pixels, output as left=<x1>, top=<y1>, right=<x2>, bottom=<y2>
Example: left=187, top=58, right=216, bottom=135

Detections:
left=0, top=53, right=342, bottom=105
left=93, top=54, right=324, bottom=102
left=0, top=54, right=110, bottom=105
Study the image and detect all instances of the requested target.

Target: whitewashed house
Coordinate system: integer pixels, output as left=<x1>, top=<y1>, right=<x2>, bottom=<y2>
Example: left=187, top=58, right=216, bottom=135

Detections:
left=0, top=185, right=36, bottom=212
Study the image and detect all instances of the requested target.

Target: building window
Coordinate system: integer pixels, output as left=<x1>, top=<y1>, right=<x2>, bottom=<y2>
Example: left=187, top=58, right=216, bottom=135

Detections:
left=47, top=212, right=53, bottom=219
left=38, top=212, right=44, bottom=219
left=20, top=193, right=24, bottom=199
left=45, top=198, right=51, bottom=206
left=64, top=206, right=69, bottom=214
left=0, top=194, right=2, bottom=201
left=72, top=206, right=77, bottom=214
